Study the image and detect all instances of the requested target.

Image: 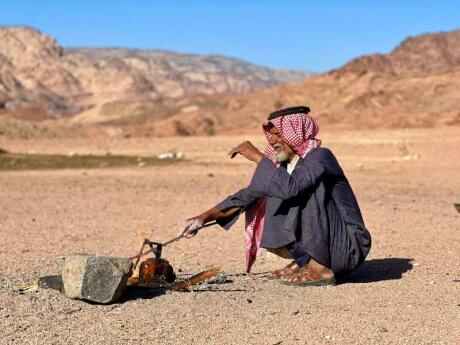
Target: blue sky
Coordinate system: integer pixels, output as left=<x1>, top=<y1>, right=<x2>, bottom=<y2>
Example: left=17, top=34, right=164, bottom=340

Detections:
left=1, top=1, right=458, bottom=72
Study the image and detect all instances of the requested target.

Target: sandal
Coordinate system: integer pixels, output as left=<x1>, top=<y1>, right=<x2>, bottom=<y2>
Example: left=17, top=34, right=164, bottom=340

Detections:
left=266, top=261, right=300, bottom=280
left=280, top=266, right=336, bottom=286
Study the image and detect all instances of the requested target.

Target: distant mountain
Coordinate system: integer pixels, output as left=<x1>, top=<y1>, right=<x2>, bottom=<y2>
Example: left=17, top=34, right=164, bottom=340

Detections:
left=0, top=26, right=312, bottom=123
left=135, top=29, right=460, bottom=136
left=66, top=47, right=310, bottom=88
left=1, top=27, right=459, bottom=138
left=340, top=30, right=460, bottom=77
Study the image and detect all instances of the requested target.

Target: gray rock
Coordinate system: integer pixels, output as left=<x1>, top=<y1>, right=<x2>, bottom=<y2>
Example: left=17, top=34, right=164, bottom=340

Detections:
left=38, top=275, right=63, bottom=291
left=61, top=254, right=132, bottom=304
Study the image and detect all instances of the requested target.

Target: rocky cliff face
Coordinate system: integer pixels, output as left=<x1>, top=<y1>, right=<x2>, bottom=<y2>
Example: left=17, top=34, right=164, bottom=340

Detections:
left=66, top=47, right=310, bottom=97
left=0, top=27, right=76, bottom=120
left=0, top=26, right=311, bottom=122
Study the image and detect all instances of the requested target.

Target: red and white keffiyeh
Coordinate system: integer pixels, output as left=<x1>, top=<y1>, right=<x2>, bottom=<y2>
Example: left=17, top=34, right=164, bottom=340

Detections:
left=244, top=112, right=321, bottom=273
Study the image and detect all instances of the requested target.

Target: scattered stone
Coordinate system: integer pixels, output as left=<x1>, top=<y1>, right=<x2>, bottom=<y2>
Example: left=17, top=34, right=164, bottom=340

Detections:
left=402, top=154, right=420, bottom=161
left=207, top=272, right=231, bottom=284
left=292, top=310, right=300, bottom=315
left=17, top=283, right=38, bottom=294
left=246, top=298, right=253, bottom=304
left=158, top=151, right=184, bottom=160
left=38, top=275, right=63, bottom=291
left=63, top=306, right=81, bottom=315
left=61, top=254, right=132, bottom=304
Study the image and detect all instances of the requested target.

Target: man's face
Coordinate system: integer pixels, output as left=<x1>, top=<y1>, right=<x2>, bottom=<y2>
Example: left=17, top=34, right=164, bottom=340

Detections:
left=267, top=124, right=295, bottom=163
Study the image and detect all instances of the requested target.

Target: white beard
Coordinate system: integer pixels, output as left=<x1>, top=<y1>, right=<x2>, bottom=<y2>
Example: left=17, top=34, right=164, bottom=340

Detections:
left=274, top=151, right=290, bottom=162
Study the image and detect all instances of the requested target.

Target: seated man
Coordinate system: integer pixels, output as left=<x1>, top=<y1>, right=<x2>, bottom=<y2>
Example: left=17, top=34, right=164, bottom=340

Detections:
left=180, top=106, right=371, bottom=286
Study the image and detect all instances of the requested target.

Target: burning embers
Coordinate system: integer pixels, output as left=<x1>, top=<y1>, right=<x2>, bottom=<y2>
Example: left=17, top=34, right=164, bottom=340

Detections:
left=128, top=238, right=221, bottom=291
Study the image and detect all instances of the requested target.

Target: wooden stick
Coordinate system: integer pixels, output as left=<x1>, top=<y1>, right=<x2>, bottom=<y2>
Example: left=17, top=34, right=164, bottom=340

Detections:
left=167, top=267, right=220, bottom=291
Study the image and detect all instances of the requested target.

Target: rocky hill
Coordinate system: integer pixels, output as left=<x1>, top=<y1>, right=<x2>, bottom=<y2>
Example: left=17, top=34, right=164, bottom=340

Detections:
left=340, top=30, right=460, bottom=77
left=135, top=29, right=460, bottom=136
left=0, top=26, right=311, bottom=124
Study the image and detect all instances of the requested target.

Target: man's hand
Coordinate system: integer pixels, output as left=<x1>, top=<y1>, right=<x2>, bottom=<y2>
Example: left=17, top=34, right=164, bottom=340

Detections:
left=228, top=141, right=264, bottom=163
left=179, top=206, right=240, bottom=238
left=179, top=216, right=205, bottom=238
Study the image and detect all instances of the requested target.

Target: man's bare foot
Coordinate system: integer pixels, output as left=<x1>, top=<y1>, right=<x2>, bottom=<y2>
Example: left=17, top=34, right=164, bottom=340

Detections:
left=308, top=258, right=335, bottom=279
left=266, top=261, right=300, bottom=279
left=280, top=259, right=336, bottom=286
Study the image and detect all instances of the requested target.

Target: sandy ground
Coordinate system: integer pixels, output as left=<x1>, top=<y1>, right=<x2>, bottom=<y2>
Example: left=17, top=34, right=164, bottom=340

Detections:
left=0, top=127, right=459, bottom=345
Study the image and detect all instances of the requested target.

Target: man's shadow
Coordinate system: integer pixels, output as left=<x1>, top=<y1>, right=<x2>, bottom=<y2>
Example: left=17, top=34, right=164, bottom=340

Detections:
left=339, top=258, right=413, bottom=284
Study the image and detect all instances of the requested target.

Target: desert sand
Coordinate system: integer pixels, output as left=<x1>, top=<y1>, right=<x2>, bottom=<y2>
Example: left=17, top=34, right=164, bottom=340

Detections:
left=0, top=126, right=459, bottom=344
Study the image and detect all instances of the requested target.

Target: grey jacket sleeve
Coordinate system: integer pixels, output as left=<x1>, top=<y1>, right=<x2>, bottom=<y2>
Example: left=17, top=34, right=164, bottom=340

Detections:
left=248, top=156, right=326, bottom=200
left=214, top=187, right=264, bottom=230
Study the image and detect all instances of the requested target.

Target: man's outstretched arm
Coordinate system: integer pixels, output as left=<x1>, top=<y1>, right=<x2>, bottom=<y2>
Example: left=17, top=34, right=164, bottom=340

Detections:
left=180, top=186, right=263, bottom=237
left=180, top=141, right=265, bottom=238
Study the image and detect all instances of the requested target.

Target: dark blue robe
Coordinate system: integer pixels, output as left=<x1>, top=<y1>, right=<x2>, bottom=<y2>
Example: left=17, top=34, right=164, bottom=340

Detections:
left=215, top=148, right=371, bottom=276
